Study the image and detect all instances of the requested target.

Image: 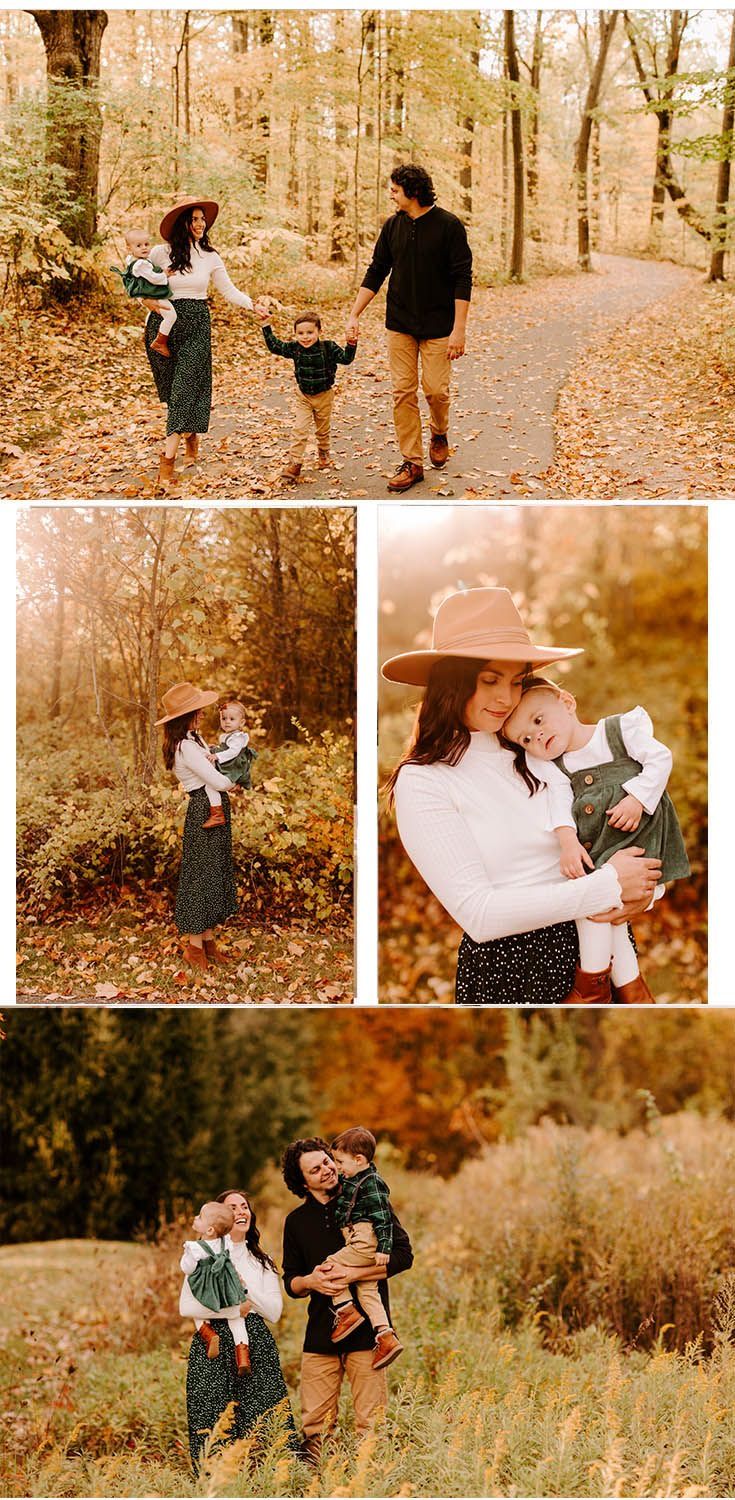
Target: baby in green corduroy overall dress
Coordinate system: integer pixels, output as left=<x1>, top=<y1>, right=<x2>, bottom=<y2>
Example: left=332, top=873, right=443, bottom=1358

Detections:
left=112, top=227, right=177, bottom=357
left=180, top=1200, right=252, bottom=1376
left=505, top=677, right=690, bottom=1004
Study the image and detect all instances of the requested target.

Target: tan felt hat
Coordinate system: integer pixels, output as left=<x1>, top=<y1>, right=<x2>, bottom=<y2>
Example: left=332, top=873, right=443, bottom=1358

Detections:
left=155, top=681, right=220, bottom=725
left=381, top=587, right=583, bottom=687
left=159, top=195, right=219, bottom=243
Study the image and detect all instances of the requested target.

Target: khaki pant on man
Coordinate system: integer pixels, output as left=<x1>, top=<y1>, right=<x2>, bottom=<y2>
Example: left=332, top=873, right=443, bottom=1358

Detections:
left=328, top=1220, right=387, bottom=1329
left=289, top=387, right=334, bottom=463
left=387, top=331, right=451, bottom=464
left=300, top=1350, right=387, bottom=1439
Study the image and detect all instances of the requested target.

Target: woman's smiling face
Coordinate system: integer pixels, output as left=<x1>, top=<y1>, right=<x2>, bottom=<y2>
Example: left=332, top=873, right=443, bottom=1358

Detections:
left=222, top=1192, right=251, bottom=1233
left=462, top=661, right=527, bottom=733
left=189, top=208, right=207, bottom=240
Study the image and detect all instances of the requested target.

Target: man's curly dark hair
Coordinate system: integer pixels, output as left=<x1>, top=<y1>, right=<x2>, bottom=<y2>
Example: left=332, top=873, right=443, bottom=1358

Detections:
left=282, top=1137, right=333, bottom=1198
left=390, top=163, right=437, bottom=207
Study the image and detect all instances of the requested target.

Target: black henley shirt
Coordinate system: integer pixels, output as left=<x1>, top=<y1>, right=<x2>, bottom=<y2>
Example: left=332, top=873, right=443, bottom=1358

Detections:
left=282, top=1192, right=414, bottom=1355
left=361, top=205, right=473, bottom=340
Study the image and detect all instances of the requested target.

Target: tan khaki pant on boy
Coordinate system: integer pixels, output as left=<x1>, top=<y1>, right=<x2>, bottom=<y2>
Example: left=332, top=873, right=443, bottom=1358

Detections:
left=329, top=1220, right=387, bottom=1328
left=387, top=331, right=451, bottom=464
left=289, top=388, right=335, bottom=463
left=300, top=1350, right=387, bottom=1438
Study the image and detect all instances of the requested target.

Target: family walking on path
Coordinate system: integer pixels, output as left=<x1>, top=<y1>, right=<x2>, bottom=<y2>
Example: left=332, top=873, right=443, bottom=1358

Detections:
left=180, top=1135, right=413, bottom=1476
left=124, top=164, right=472, bottom=495
left=383, top=587, right=689, bottom=1005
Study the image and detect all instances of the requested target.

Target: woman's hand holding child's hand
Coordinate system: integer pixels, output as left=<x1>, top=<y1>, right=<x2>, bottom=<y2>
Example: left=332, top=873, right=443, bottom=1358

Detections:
left=253, top=296, right=271, bottom=323
left=606, top=793, right=644, bottom=832
left=557, top=827, right=594, bottom=879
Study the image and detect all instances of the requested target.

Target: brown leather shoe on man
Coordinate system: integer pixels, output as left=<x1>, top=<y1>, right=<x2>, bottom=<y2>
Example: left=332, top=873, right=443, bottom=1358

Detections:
left=317, top=449, right=331, bottom=469
left=387, top=460, right=424, bottom=492
left=562, top=963, right=612, bottom=1004
left=281, top=462, right=302, bottom=484
left=150, top=332, right=171, bottom=357
left=612, top=974, right=655, bottom=1004
left=235, top=1342, right=251, bottom=1376
left=202, top=805, right=226, bottom=828
left=429, top=432, right=450, bottom=467
left=199, top=1322, right=220, bottom=1359
left=330, top=1303, right=365, bottom=1343
left=184, top=942, right=208, bottom=972
left=372, top=1328, right=404, bottom=1370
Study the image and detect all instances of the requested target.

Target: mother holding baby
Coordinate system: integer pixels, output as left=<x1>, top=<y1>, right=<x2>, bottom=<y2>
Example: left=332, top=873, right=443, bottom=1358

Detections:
left=144, top=194, right=257, bottom=493
left=382, top=588, right=664, bottom=1005
left=181, top=1189, right=299, bottom=1475
left=157, top=682, right=238, bottom=974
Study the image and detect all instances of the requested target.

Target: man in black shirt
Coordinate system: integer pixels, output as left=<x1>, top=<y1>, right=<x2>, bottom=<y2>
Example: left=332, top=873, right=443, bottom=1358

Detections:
left=346, top=163, right=473, bottom=492
left=282, top=1136, right=413, bottom=1460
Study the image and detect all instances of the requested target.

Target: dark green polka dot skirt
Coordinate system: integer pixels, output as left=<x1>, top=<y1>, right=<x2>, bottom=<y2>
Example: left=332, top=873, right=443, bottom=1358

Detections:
left=145, top=298, right=213, bottom=435
left=175, top=788, right=238, bottom=936
left=187, top=1315, right=300, bottom=1475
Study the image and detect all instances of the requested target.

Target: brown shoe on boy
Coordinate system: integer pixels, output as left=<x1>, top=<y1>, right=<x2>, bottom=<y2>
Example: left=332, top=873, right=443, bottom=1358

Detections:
left=330, top=1304, right=365, bottom=1343
left=372, top=1328, right=404, bottom=1369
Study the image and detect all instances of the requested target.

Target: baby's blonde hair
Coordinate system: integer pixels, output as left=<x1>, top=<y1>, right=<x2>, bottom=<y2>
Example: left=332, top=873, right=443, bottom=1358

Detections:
left=124, top=225, right=150, bottom=245
left=199, top=1201, right=235, bottom=1237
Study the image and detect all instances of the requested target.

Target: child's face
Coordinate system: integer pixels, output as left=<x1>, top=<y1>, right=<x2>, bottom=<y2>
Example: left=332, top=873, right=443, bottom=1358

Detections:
left=333, top=1149, right=368, bottom=1178
left=504, top=689, right=577, bottom=760
left=193, top=1204, right=219, bottom=1236
left=295, top=320, right=320, bottom=347
left=220, top=704, right=245, bottom=734
left=126, top=230, right=151, bottom=258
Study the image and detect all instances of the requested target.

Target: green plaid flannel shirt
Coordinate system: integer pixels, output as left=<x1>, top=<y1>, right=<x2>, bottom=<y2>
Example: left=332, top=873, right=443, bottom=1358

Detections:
left=261, top=325, right=356, bottom=394
left=333, top=1163, right=393, bottom=1254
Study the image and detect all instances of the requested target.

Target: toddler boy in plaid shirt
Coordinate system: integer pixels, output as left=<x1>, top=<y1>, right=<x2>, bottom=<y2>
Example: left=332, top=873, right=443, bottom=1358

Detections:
left=325, top=1125, right=404, bottom=1370
left=255, top=304, right=357, bottom=482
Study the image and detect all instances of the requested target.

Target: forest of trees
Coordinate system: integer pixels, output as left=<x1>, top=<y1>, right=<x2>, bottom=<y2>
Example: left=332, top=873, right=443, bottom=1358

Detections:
left=16, top=507, right=355, bottom=936
left=3, top=1006, right=734, bottom=1243
left=379, top=504, right=707, bottom=1001
left=1, top=8, right=733, bottom=305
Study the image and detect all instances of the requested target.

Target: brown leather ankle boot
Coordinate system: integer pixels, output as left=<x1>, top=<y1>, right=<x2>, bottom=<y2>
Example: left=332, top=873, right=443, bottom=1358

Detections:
left=612, top=973, right=655, bottom=1004
left=199, top=1322, right=220, bottom=1359
left=562, top=963, right=612, bottom=1004
left=204, top=939, right=229, bottom=966
left=183, top=433, right=200, bottom=466
left=184, top=942, right=208, bottom=972
left=235, top=1342, right=251, bottom=1376
left=202, top=805, right=226, bottom=828
left=156, top=454, right=176, bottom=494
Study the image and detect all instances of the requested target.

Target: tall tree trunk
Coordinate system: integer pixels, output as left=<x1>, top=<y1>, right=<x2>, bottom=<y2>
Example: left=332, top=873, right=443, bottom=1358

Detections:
left=459, top=13, right=481, bottom=221
left=526, top=12, right=544, bottom=243
left=49, top=561, right=66, bottom=720
left=708, top=12, right=735, bottom=281
left=590, top=118, right=601, bottom=250
left=330, top=13, right=349, bottom=262
left=29, top=9, right=108, bottom=248
left=231, top=13, right=250, bottom=131
left=504, top=10, right=525, bottom=281
left=385, top=16, right=404, bottom=137
left=624, top=10, right=711, bottom=243
left=575, top=11, right=617, bottom=271
left=253, top=11, right=274, bottom=194
left=500, top=102, right=509, bottom=262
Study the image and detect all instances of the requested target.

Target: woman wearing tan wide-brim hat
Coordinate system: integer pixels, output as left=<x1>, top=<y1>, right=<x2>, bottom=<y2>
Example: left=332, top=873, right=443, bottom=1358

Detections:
left=144, top=196, right=259, bottom=494
left=158, top=682, right=239, bottom=973
left=382, top=588, right=662, bottom=1005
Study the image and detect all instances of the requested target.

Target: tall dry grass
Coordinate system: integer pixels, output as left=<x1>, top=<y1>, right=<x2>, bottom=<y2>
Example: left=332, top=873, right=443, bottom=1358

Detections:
left=5, top=1113, right=735, bottom=1496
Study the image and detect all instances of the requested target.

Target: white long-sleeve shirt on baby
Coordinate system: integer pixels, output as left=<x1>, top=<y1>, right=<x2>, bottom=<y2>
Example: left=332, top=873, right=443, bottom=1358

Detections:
left=526, top=707, right=673, bottom=833
left=127, top=255, right=170, bottom=287
left=214, top=729, right=250, bottom=766
left=179, top=1236, right=283, bottom=1324
left=148, top=242, right=253, bottom=308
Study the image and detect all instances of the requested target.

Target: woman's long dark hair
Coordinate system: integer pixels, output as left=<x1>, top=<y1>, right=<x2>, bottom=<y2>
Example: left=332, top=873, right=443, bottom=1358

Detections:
left=161, top=710, right=199, bottom=771
left=167, top=208, right=216, bottom=274
left=216, top=1189, right=277, bottom=1272
left=384, top=656, right=542, bottom=805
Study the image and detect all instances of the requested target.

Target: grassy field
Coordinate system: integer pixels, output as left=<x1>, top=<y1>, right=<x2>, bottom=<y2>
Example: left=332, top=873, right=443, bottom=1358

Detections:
left=4, top=1117, right=735, bottom=1497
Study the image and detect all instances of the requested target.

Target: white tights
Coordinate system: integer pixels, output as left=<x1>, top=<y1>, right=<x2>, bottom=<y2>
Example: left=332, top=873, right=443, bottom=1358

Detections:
left=576, top=917, right=639, bottom=986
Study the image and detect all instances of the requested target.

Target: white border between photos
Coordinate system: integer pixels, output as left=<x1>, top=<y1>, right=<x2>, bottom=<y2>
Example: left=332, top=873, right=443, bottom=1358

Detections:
left=708, top=501, right=730, bottom=1005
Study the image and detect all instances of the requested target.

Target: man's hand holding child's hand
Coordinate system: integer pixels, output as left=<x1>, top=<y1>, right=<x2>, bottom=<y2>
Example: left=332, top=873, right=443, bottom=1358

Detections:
left=557, top=827, right=594, bottom=879
left=606, top=794, right=644, bottom=832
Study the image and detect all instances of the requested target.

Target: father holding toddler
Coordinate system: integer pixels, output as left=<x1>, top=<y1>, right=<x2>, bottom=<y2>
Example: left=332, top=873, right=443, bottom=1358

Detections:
left=282, top=1131, right=413, bottom=1462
